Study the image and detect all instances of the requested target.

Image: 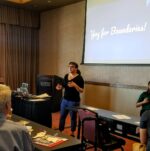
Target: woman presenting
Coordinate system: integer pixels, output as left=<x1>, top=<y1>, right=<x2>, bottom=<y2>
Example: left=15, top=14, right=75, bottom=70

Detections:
left=56, top=61, right=84, bottom=137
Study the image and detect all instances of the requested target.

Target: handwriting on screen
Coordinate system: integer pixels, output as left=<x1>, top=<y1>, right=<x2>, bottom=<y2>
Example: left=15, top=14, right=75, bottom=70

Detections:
left=91, top=22, right=147, bottom=40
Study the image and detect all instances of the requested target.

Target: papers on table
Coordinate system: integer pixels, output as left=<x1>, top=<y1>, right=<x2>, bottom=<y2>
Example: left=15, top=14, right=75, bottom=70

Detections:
left=17, top=120, right=30, bottom=125
left=26, top=126, right=33, bottom=134
left=13, top=119, right=68, bottom=148
left=33, top=133, right=68, bottom=148
left=33, top=131, right=47, bottom=139
left=112, top=114, right=131, bottom=120
left=29, top=93, right=51, bottom=101
left=29, top=98, right=46, bottom=102
left=85, top=106, right=99, bottom=111
left=31, top=93, right=51, bottom=99
left=135, top=121, right=140, bottom=124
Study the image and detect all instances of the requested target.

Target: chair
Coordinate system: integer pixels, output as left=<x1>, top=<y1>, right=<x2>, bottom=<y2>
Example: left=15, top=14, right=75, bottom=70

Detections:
left=77, top=108, right=125, bottom=151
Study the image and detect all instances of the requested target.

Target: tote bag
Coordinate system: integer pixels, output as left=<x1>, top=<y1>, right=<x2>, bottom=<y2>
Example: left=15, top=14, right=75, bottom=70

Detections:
left=132, top=143, right=146, bottom=151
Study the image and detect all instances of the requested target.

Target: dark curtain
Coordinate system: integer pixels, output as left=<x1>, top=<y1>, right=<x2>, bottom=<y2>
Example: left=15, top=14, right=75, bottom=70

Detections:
left=0, top=5, right=39, bottom=93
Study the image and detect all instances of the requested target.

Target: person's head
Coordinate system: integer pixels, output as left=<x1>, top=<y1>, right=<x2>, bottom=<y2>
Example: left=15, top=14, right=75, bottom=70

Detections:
left=0, top=84, right=11, bottom=115
left=68, top=62, right=81, bottom=75
left=148, top=81, right=150, bottom=90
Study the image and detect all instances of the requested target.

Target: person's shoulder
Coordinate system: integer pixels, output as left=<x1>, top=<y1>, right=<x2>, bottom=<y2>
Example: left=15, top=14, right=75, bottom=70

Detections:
left=64, top=74, right=68, bottom=78
left=141, top=91, right=148, bottom=95
left=5, top=120, right=27, bottom=132
left=78, top=75, right=84, bottom=80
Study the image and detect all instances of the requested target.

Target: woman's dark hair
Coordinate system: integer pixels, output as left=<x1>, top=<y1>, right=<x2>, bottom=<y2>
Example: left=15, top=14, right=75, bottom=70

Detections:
left=147, top=81, right=150, bottom=92
left=69, top=61, right=81, bottom=75
left=77, top=69, right=81, bottom=75
left=69, top=62, right=78, bottom=68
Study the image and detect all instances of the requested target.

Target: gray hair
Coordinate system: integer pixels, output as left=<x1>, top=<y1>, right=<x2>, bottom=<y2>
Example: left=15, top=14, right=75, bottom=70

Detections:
left=0, top=84, right=11, bottom=113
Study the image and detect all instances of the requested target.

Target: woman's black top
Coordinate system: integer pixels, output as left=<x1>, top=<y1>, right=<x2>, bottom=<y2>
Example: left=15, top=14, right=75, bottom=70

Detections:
left=63, top=74, right=84, bottom=102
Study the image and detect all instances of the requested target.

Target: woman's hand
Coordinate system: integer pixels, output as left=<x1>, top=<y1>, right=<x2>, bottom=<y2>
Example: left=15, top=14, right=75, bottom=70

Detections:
left=143, top=98, right=149, bottom=104
left=136, top=98, right=150, bottom=107
left=68, top=81, right=75, bottom=87
left=68, top=81, right=83, bottom=93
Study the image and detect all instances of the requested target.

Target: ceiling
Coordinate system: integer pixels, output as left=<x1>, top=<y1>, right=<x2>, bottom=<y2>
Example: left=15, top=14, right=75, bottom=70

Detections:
left=0, top=0, right=84, bottom=12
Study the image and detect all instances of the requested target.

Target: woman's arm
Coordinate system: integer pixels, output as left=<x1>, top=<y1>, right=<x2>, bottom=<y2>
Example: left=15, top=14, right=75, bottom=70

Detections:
left=68, top=81, right=84, bottom=93
left=140, top=128, right=148, bottom=144
left=136, top=98, right=149, bottom=107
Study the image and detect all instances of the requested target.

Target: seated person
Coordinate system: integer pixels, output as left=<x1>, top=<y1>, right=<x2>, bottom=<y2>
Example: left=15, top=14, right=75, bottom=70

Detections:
left=136, top=81, right=150, bottom=116
left=0, top=84, right=34, bottom=151
left=140, top=110, right=150, bottom=151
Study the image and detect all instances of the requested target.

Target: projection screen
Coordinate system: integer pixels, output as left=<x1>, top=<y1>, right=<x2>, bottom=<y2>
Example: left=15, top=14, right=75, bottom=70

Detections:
left=83, top=0, right=150, bottom=64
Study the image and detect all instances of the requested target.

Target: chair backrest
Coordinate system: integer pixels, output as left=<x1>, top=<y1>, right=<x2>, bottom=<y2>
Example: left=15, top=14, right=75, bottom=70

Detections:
left=78, top=107, right=125, bottom=151
left=78, top=108, right=98, bottom=143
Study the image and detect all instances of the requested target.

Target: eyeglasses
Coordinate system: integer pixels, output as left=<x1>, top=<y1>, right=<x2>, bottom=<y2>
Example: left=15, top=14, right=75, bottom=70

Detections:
left=68, top=65, right=75, bottom=68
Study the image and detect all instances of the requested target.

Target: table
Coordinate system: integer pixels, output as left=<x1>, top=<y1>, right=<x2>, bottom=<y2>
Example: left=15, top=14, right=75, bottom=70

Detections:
left=11, top=115, right=82, bottom=151
left=11, top=94, right=52, bottom=128
left=77, top=105, right=140, bottom=141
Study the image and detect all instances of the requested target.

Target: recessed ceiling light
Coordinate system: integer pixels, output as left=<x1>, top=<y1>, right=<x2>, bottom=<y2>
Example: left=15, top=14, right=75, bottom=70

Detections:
left=6, top=0, right=32, bottom=4
left=48, top=0, right=52, bottom=3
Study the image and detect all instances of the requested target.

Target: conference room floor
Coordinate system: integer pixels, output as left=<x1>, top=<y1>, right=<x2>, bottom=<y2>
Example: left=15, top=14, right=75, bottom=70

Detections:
left=52, top=112, right=137, bottom=151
